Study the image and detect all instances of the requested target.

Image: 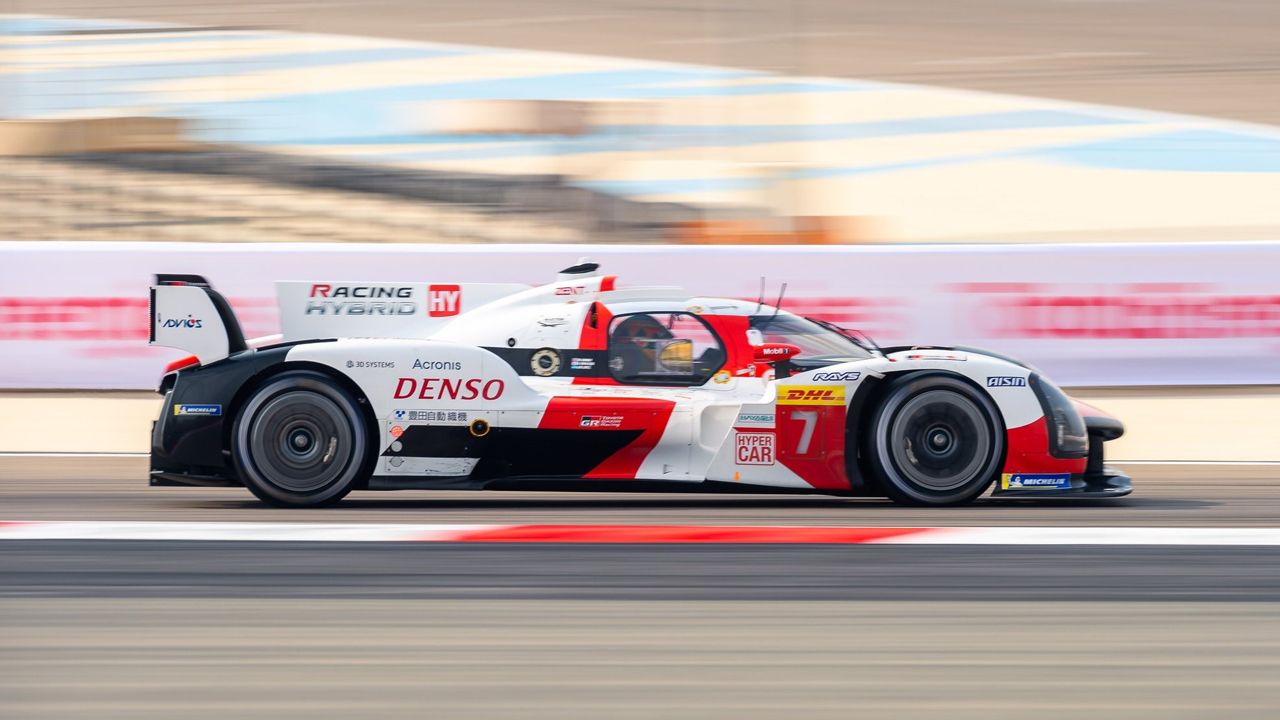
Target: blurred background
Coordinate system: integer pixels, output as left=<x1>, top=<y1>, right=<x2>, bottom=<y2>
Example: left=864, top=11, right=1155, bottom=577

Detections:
left=3, top=0, right=1278, bottom=244
left=2, top=2, right=1279, bottom=719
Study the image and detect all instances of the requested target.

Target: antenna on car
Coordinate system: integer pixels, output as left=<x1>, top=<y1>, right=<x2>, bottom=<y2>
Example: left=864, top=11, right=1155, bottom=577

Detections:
left=767, top=282, right=787, bottom=323
left=755, top=277, right=765, bottom=314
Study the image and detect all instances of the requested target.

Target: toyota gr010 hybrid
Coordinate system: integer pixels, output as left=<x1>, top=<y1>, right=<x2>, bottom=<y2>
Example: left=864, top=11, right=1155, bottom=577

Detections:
left=148, top=263, right=1130, bottom=507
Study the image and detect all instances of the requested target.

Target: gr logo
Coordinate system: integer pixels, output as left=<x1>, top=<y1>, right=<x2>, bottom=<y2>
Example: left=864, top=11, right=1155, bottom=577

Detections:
left=428, top=285, right=461, bottom=317
left=987, top=376, right=1026, bottom=387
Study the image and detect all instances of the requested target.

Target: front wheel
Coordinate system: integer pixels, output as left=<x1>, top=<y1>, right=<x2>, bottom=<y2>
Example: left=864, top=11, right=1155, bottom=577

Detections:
left=232, top=370, right=370, bottom=507
left=867, top=374, right=1004, bottom=506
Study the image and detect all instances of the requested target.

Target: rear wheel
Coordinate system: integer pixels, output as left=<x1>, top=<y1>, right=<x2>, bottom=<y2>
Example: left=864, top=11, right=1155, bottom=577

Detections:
left=868, top=374, right=1004, bottom=506
left=232, top=370, right=370, bottom=507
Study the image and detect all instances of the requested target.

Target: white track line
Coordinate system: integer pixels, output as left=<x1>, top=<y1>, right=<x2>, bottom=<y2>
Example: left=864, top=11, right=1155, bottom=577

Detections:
left=0, top=521, right=492, bottom=542
left=2, top=521, right=1280, bottom=545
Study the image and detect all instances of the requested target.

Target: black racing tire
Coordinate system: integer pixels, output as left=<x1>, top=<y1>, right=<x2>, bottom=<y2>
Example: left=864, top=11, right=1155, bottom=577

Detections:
left=232, top=370, right=370, bottom=507
left=867, top=373, right=1004, bottom=506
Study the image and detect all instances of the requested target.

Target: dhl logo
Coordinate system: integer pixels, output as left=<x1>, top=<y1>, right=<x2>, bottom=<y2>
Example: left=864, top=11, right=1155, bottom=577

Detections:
left=777, top=385, right=846, bottom=406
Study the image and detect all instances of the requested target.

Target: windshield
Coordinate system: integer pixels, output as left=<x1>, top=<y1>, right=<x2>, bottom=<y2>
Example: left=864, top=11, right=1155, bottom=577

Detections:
left=749, top=314, right=872, bottom=360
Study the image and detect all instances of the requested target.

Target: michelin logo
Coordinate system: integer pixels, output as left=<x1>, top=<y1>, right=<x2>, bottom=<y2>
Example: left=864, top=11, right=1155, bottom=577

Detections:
left=1001, top=473, right=1071, bottom=490
left=174, top=404, right=222, bottom=416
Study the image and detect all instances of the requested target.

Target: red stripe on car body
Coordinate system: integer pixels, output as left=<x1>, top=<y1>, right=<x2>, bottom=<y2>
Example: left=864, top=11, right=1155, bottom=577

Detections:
left=537, top=396, right=677, bottom=479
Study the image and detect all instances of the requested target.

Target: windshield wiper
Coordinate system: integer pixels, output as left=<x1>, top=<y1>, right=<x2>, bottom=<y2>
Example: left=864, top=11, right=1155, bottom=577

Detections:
left=807, top=316, right=883, bottom=357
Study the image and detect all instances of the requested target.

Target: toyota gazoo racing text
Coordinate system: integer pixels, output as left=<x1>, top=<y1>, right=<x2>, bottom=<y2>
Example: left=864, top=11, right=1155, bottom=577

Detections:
left=148, top=263, right=1130, bottom=507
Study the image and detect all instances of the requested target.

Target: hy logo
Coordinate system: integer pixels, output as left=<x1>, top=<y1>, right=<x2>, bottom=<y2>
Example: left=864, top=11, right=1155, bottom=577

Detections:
left=428, top=284, right=461, bottom=317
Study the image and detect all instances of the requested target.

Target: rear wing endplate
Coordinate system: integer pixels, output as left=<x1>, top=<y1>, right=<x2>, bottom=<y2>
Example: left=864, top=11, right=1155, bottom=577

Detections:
left=149, top=274, right=247, bottom=365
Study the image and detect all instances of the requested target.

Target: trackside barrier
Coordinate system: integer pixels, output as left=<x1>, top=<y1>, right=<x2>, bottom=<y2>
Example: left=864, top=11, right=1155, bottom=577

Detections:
left=1, top=241, right=1277, bottom=389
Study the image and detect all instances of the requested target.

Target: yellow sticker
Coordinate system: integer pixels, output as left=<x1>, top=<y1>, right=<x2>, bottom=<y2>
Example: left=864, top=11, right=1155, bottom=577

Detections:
left=776, top=385, right=846, bottom=406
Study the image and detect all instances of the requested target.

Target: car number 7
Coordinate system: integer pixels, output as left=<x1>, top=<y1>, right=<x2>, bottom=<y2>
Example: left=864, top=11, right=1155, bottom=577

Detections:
left=790, top=410, right=818, bottom=454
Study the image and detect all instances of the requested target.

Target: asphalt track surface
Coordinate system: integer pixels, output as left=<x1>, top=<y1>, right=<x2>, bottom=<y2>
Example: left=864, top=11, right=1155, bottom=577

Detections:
left=4, top=456, right=1278, bottom=526
left=3, top=456, right=1279, bottom=718
left=31, top=0, right=1280, bottom=124
left=3, top=599, right=1277, bottom=720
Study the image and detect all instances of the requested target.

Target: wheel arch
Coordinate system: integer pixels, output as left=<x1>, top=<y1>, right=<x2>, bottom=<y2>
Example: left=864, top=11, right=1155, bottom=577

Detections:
left=846, top=369, right=1009, bottom=497
left=224, top=359, right=381, bottom=489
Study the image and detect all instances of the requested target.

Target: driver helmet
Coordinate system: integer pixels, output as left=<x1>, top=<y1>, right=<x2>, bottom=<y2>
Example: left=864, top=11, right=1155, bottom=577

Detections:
left=614, top=314, right=672, bottom=360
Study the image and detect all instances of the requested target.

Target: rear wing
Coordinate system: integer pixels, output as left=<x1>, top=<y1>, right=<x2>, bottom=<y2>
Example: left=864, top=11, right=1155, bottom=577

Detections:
left=149, top=275, right=246, bottom=365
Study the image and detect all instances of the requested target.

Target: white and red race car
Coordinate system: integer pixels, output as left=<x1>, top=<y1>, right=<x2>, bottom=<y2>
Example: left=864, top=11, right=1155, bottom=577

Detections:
left=149, top=261, right=1129, bottom=507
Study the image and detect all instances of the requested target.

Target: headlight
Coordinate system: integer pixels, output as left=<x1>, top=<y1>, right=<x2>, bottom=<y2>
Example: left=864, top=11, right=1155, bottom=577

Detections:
left=1028, top=374, right=1088, bottom=458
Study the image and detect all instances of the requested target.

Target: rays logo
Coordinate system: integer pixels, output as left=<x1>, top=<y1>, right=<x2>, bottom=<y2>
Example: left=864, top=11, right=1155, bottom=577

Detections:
left=160, top=315, right=203, bottom=329
left=812, top=371, right=860, bottom=382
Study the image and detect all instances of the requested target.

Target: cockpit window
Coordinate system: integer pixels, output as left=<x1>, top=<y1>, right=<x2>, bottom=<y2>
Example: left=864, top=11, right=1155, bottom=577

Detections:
left=609, top=312, right=725, bottom=385
left=749, top=315, right=872, bottom=360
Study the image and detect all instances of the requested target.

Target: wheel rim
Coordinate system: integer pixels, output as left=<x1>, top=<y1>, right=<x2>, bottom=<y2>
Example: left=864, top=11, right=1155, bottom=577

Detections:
left=247, top=390, right=353, bottom=493
left=887, top=389, right=992, bottom=492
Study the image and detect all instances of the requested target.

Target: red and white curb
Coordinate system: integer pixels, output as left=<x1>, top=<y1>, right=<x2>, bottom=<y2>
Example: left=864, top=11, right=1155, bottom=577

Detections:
left=2, top=521, right=1280, bottom=545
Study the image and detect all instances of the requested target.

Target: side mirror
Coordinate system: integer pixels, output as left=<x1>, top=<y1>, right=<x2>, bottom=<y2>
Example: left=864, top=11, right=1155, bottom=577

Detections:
left=753, top=343, right=801, bottom=378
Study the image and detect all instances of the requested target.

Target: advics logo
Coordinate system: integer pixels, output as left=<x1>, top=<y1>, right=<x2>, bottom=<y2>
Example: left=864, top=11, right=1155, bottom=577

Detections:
left=428, top=284, right=461, bottom=317
left=159, top=315, right=203, bottom=329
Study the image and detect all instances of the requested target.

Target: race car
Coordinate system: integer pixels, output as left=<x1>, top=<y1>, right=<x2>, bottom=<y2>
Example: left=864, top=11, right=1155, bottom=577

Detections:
left=148, top=261, right=1130, bottom=507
